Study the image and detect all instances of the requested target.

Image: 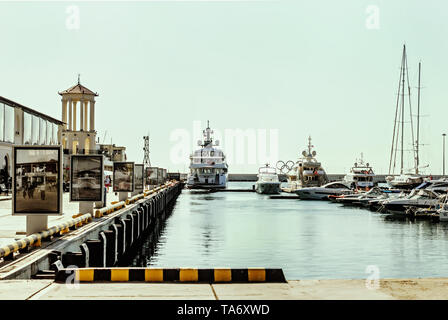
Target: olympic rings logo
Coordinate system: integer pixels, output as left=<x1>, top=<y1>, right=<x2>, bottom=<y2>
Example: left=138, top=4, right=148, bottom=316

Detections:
left=276, top=160, right=297, bottom=174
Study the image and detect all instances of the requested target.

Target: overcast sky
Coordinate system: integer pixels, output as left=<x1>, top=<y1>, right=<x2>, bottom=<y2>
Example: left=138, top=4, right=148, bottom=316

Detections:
left=1, top=0, right=447, bottom=174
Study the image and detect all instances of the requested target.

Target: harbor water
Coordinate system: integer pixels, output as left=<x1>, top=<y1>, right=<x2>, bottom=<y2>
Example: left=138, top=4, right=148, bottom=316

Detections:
left=127, top=182, right=448, bottom=280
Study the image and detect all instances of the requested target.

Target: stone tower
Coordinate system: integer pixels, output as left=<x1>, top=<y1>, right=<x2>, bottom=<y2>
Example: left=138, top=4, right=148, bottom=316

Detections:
left=59, top=76, right=98, bottom=155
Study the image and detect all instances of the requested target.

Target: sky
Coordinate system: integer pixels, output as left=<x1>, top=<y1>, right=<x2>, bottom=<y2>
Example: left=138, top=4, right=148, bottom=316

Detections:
left=1, top=0, right=448, bottom=174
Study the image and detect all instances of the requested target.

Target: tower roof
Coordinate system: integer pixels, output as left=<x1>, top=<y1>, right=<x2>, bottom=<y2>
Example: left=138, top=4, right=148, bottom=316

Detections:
left=59, top=77, right=98, bottom=96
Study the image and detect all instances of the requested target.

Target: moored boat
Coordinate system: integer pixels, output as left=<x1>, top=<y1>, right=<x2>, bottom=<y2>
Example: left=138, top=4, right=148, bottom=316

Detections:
left=295, top=181, right=353, bottom=200
left=277, top=136, right=328, bottom=193
left=255, top=164, right=281, bottom=195
left=186, top=121, right=228, bottom=189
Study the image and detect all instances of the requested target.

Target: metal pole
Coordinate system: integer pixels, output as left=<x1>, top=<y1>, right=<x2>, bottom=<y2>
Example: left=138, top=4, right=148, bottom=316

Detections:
left=443, top=134, right=446, bottom=176
left=416, top=62, right=421, bottom=174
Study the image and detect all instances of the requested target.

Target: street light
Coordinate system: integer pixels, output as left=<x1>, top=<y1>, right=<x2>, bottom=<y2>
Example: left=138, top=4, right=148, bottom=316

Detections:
left=443, top=133, right=446, bottom=177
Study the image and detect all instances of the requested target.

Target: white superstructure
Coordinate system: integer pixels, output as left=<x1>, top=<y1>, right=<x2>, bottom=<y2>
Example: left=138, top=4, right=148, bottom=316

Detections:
left=186, top=121, right=228, bottom=189
left=278, top=136, right=328, bottom=192
left=255, top=164, right=281, bottom=194
left=343, top=154, right=376, bottom=190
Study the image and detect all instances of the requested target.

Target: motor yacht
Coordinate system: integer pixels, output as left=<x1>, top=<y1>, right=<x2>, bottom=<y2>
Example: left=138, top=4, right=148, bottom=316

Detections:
left=278, top=136, right=328, bottom=193
left=381, top=189, right=441, bottom=214
left=343, top=154, right=376, bottom=190
left=186, top=121, right=228, bottom=189
left=295, top=181, right=353, bottom=200
left=254, top=164, right=281, bottom=194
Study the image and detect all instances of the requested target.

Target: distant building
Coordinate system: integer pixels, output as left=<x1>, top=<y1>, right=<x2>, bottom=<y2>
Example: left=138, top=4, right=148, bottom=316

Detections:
left=97, top=143, right=127, bottom=171
left=0, top=96, right=64, bottom=188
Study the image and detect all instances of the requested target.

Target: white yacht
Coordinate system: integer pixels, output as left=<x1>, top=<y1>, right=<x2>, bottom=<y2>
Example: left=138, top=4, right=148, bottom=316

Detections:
left=343, top=154, right=375, bottom=190
left=295, top=182, right=353, bottom=200
left=254, top=164, right=281, bottom=194
left=278, top=136, right=328, bottom=193
left=186, top=121, right=228, bottom=189
left=386, top=174, right=424, bottom=190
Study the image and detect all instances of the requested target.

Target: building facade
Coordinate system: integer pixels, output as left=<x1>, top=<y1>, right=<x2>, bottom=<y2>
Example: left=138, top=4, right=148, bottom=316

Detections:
left=0, top=96, right=64, bottom=189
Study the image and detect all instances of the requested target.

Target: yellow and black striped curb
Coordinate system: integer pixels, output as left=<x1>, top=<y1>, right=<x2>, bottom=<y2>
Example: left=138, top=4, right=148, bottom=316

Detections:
left=0, top=213, right=92, bottom=259
left=55, top=268, right=286, bottom=283
left=95, top=182, right=177, bottom=216
left=94, top=201, right=126, bottom=218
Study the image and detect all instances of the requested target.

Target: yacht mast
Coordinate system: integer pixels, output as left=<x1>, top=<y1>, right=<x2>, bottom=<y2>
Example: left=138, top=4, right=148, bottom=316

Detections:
left=308, top=136, right=312, bottom=156
left=416, top=61, right=421, bottom=174
left=389, top=46, right=405, bottom=175
left=388, top=44, right=415, bottom=175
left=400, top=45, right=406, bottom=174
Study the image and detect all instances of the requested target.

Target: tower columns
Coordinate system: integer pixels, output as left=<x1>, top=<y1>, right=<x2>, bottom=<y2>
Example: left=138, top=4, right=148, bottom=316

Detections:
left=68, top=99, right=73, bottom=131
left=84, top=101, right=88, bottom=130
left=61, top=99, right=68, bottom=129
left=90, top=100, right=95, bottom=131
left=80, top=98, right=84, bottom=131
left=73, top=100, right=77, bottom=131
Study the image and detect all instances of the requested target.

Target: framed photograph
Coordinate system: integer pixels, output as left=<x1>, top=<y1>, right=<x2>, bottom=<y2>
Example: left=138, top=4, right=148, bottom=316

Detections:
left=157, top=168, right=163, bottom=184
left=113, top=162, right=134, bottom=192
left=146, top=167, right=158, bottom=185
left=134, top=164, right=144, bottom=192
left=12, top=145, right=63, bottom=216
left=70, top=155, right=104, bottom=202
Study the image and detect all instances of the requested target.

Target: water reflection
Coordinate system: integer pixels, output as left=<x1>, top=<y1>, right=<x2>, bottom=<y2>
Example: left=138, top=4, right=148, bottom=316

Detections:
left=126, top=183, right=448, bottom=280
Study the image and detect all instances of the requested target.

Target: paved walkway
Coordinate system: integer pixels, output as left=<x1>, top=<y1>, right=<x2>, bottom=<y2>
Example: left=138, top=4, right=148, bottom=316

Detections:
left=0, top=191, right=119, bottom=247
left=2, top=278, right=448, bottom=300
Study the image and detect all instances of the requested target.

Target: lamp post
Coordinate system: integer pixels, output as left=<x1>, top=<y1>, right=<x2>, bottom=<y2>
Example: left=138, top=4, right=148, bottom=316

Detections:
left=443, top=133, right=446, bottom=177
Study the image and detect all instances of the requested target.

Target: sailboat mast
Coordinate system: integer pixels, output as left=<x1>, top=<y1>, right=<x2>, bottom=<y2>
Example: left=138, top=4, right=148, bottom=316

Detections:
left=400, top=45, right=406, bottom=174
left=416, top=61, right=421, bottom=174
left=389, top=46, right=405, bottom=175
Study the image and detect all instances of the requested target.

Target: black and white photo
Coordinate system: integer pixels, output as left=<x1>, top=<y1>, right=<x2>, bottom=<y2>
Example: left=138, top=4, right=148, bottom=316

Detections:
left=113, top=162, right=134, bottom=192
left=134, top=164, right=144, bottom=192
left=146, top=167, right=158, bottom=186
left=70, top=155, right=104, bottom=201
left=13, top=146, right=62, bottom=215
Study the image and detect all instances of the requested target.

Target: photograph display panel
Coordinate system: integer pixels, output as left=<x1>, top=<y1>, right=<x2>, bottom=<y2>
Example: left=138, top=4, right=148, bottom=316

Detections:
left=70, top=155, right=104, bottom=201
left=134, top=164, right=144, bottom=191
left=13, top=146, right=62, bottom=215
left=113, top=162, right=134, bottom=192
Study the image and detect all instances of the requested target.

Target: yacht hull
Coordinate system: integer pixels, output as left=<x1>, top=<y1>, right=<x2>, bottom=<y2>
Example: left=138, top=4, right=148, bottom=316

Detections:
left=255, top=182, right=281, bottom=195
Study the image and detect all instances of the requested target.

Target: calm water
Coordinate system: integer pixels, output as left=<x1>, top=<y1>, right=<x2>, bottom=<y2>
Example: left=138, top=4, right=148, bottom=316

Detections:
left=128, top=182, right=448, bottom=280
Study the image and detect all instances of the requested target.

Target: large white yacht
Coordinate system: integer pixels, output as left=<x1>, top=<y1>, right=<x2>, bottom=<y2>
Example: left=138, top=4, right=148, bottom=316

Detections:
left=386, top=174, right=424, bottom=190
left=295, top=182, right=353, bottom=200
left=343, top=154, right=376, bottom=190
left=254, top=164, right=281, bottom=194
left=278, top=136, right=328, bottom=193
left=186, top=121, right=228, bottom=189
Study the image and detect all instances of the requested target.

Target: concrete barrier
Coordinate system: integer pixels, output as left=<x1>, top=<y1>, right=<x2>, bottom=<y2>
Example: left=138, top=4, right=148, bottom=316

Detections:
left=94, top=201, right=125, bottom=218
left=55, top=268, right=286, bottom=283
left=0, top=213, right=92, bottom=259
left=0, top=182, right=183, bottom=279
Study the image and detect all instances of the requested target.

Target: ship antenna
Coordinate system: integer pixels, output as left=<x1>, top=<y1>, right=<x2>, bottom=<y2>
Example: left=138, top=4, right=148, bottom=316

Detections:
left=308, top=136, right=312, bottom=156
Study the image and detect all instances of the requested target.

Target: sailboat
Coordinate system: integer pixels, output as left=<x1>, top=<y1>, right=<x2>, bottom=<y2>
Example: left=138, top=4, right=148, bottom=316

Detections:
left=386, top=45, right=425, bottom=189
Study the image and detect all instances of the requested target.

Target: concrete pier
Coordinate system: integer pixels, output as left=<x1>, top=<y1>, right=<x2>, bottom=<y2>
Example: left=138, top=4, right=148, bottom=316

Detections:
left=0, top=182, right=183, bottom=280
left=2, top=278, right=448, bottom=300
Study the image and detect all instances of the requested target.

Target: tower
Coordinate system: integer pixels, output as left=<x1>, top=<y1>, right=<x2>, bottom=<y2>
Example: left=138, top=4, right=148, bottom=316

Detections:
left=143, top=135, right=151, bottom=167
left=59, top=75, right=98, bottom=155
